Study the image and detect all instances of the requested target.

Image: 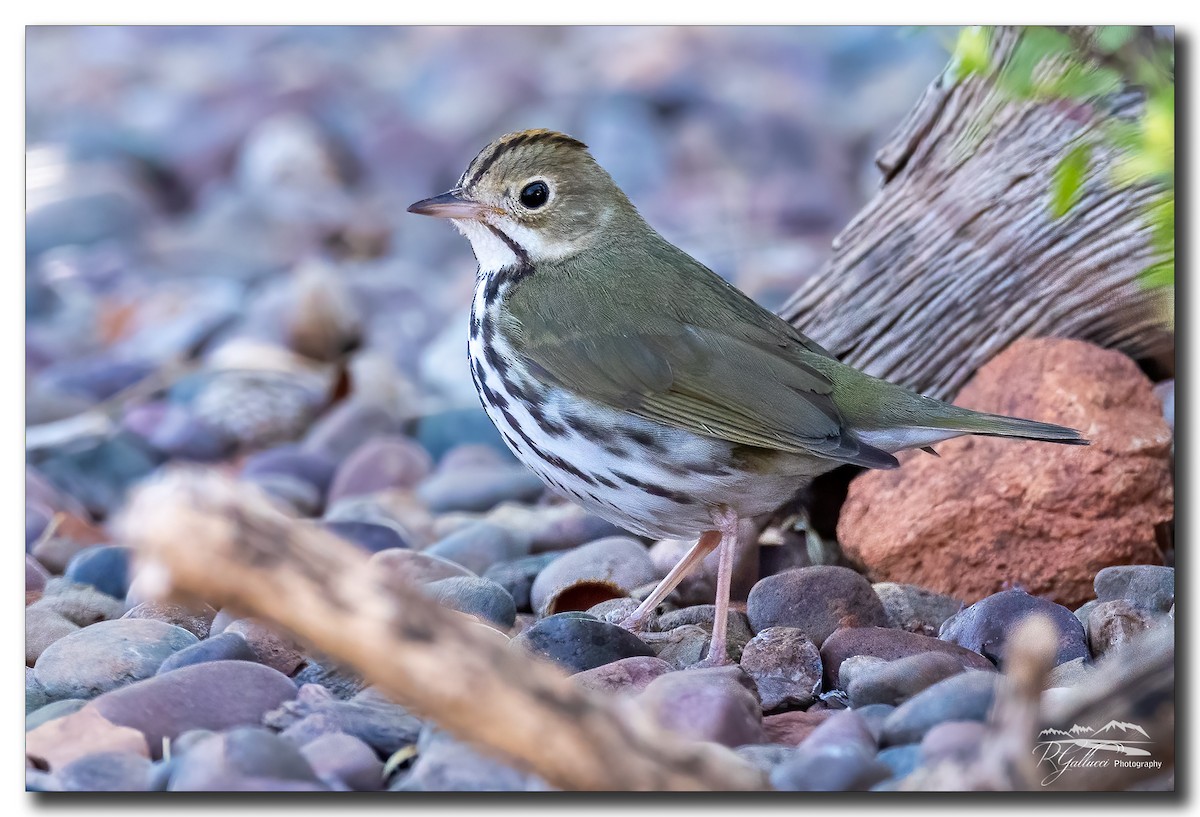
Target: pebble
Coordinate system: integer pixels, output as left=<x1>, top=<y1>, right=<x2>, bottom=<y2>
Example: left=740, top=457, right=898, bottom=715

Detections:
left=321, top=519, right=410, bottom=553
left=27, top=698, right=87, bottom=731
left=920, top=719, right=986, bottom=764
left=938, top=588, right=1089, bottom=667
left=484, top=501, right=625, bottom=553
left=30, top=579, right=125, bottom=626
left=735, top=744, right=798, bottom=774
left=529, top=536, right=657, bottom=616
left=423, top=576, right=517, bottom=629
left=413, top=408, right=512, bottom=463
left=837, top=654, right=886, bottom=690
left=820, top=626, right=995, bottom=688
left=300, top=732, right=385, bottom=791
left=1074, top=599, right=1099, bottom=630
left=36, top=432, right=162, bottom=518
left=1154, top=379, right=1174, bottom=432
left=1093, top=565, right=1174, bottom=613
left=511, top=613, right=654, bottom=673
left=167, top=727, right=320, bottom=791
left=637, top=666, right=765, bottom=748
left=31, top=536, right=87, bottom=577
left=880, top=670, right=999, bottom=746
left=26, top=607, right=81, bottom=666
left=747, top=565, right=889, bottom=644
left=416, top=463, right=545, bottom=513
left=327, top=435, right=433, bottom=503
left=224, top=619, right=306, bottom=675
left=146, top=407, right=236, bottom=462
left=248, top=473, right=323, bottom=516
left=872, top=582, right=964, bottom=636
left=26, top=706, right=150, bottom=770
left=291, top=659, right=367, bottom=700
left=57, top=751, right=154, bottom=791
left=1046, top=656, right=1095, bottom=688
left=586, top=596, right=644, bottom=625
left=26, top=555, right=51, bottom=595
left=241, top=444, right=338, bottom=497
left=90, top=660, right=299, bottom=758
left=425, top=522, right=529, bottom=574
left=646, top=624, right=713, bottom=669
left=156, top=632, right=258, bottom=674
left=42, top=356, right=156, bottom=403
left=266, top=684, right=423, bottom=755
left=483, top=551, right=565, bottom=612
left=34, top=619, right=199, bottom=699
left=26, top=502, right=54, bottom=550
left=394, top=728, right=534, bottom=792
left=659, top=605, right=755, bottom=653
left=122, top=600, right=217, bottom=640
left=739, top=626, right=823, bottom=710
left=771, top=711, right=888, bottom=791
left=1086, top=599, right=1157, bottom=655
left=770, top=749, right=892, bottom=791
left=846, top=651, right=966, bottom=708
left=369, top=548, right=475, bottom=586
left=853, top=703, right=896, bottom=743
left=876, top=744, right=921, bottom=778
left=571, top=655, right=675, bottom=696
left=762, top=709, right=834, bottom=746
left=303, top=401, right=406, bottom=463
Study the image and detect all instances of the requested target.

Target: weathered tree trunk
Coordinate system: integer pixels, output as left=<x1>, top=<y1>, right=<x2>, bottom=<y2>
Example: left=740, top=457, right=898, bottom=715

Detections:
left=781, top=27, right=1172, bottom=400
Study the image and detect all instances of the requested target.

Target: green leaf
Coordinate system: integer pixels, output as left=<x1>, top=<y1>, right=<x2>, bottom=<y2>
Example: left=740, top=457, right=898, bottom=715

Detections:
left=952, top=26, right=992, bottom=82
left=1141, top=259, right=1174, bottom=290
left=1049, top=142, right=1092, bottom=218
left=1095, top=26, right=1135, bottom=53
left=1043, top=63, right=1122, bottom=100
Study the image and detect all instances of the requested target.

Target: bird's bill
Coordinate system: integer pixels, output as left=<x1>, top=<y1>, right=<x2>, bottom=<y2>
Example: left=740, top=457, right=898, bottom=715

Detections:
left=406, top=190, right=498, bottom=220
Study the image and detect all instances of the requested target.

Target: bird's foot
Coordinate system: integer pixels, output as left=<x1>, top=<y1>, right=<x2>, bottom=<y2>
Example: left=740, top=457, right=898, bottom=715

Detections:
left=689, top=650, right=735, bottom=669
left=618, top=611, right=650, bottom=633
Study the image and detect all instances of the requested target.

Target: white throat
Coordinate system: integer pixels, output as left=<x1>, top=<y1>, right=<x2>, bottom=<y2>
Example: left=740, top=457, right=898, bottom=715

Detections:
left=452, top=219, right=520, bottom=274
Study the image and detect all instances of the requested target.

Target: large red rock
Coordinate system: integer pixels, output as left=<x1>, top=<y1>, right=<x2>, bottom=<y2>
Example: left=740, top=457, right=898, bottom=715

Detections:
left=838, top=339, right=1172, bottom=609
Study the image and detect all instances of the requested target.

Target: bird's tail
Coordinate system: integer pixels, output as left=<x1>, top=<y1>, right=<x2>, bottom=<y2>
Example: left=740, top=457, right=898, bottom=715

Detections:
left=928, top=407, right=1089, bottom=445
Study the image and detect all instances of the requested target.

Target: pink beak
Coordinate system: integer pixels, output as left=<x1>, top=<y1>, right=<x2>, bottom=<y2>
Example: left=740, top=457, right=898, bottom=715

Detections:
left=407, top=190, right=496, bottom=220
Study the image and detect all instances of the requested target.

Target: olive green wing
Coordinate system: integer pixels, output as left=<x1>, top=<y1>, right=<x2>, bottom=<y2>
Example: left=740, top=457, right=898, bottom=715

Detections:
left=511, top=320, right=898, bottom=470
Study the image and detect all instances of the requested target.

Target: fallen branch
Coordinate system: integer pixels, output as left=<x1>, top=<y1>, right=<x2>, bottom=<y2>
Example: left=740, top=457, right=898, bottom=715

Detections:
left=118, top=469, right=768, bottom=792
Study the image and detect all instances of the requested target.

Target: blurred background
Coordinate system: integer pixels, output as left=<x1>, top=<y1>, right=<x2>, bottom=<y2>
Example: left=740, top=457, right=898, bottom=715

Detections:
left=25, top=26, right=955, bottom=515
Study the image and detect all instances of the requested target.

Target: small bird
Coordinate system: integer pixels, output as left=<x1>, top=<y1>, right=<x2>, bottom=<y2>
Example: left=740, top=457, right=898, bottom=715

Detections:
left=409, top=129, right=1086, bottom=665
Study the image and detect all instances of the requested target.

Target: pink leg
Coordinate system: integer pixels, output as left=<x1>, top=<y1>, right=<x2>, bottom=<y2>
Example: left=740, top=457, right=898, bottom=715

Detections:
left=620, top=530, right=720, bottom=631
left=698, top=508, right=740, bottom=667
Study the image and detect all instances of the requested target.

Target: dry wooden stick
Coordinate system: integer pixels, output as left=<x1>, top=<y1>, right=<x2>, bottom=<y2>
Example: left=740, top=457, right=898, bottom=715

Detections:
left=118, top=468, right=767, bottom=792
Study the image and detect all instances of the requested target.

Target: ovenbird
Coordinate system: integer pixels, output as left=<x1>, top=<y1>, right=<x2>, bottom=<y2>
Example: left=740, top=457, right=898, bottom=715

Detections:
left=409, top=129, right=1085, bottom=665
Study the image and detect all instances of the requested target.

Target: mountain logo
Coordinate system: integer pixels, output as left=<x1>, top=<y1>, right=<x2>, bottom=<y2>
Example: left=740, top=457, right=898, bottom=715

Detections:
left=1033, top=718, right=1160, bottom=786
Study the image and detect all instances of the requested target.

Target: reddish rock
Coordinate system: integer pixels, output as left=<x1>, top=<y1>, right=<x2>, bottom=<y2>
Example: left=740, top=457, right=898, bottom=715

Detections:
left=762, top=710, right=834, bottom=746
left=839, top=339, right=1172, bottom=609
left=26, top=707, right=149, bottom=770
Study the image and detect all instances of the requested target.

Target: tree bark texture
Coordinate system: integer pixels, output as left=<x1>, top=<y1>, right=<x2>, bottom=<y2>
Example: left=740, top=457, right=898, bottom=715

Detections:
left=780, top=27, right=1173, bottom=401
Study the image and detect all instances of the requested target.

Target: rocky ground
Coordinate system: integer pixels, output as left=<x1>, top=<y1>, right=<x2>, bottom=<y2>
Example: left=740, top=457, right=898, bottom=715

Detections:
left=25, top=26, right=1174, bottom=792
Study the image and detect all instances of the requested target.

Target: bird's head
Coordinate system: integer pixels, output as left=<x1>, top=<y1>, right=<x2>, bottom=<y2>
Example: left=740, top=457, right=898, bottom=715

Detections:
left=408, top=129, right=639, bottom=270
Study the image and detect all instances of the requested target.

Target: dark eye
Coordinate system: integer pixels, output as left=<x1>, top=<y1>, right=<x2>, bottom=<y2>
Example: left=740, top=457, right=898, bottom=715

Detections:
left=519, top=181, right=550, bottom=209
